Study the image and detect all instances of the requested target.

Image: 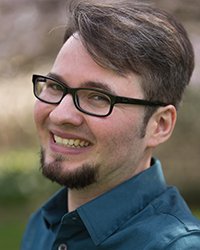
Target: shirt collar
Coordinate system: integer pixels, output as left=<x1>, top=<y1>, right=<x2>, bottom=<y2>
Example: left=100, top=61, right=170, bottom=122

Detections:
left=77, top=159, right=167, bottom=245
left=42, top=187, right=68, bottom=228
left=41, top=159, right=167, bottom=245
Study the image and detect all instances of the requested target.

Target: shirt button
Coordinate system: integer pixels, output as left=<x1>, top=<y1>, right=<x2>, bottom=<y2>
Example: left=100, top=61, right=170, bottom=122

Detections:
left=58, top=243, right=67, bottom=250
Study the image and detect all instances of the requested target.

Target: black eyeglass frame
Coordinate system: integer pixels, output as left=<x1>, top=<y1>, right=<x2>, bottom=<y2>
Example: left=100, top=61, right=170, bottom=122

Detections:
left=32, top=74, right=169, bottom=117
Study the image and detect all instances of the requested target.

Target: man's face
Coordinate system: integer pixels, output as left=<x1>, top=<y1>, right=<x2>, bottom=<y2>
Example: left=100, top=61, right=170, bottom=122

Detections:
left=34, top=35, right=151, bottom=190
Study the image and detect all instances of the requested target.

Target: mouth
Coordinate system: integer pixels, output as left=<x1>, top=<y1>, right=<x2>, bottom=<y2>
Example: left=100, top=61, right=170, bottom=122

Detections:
left=53, top=135, right=90, bottom=148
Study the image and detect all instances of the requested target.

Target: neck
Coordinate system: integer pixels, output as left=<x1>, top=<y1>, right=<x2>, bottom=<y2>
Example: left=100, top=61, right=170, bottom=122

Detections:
left=67, top=154, right=152, bottom=212
left=68, top=185, right=105, bottom=212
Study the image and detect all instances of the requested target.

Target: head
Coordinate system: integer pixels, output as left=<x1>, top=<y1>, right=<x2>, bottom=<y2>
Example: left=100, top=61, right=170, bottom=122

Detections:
left=34, top=0, right=194, bottom=191
left=64, top=0, right=194, bottom=123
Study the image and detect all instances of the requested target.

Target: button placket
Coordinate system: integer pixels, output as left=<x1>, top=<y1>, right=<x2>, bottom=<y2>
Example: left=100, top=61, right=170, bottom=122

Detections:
left=54, top=212, right=81, bottom=250
left=58, top=243, right=67, bottom=250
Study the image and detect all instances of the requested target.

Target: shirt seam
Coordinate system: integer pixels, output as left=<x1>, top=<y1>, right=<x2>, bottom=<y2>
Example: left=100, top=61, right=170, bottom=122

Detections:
left=163, top=231, right=200, bottom=249
left=151, top=203, right=200, bottom=232
left=150, top=203, right=200, bottom=248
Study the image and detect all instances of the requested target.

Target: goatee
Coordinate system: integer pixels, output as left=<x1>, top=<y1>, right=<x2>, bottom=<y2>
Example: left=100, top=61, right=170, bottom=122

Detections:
left=40, top=149, right=99, bottom=190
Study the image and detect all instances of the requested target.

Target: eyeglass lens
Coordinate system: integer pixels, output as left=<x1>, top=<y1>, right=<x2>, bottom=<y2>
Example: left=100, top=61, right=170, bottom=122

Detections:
left=34, top=78, right=112, bottom=116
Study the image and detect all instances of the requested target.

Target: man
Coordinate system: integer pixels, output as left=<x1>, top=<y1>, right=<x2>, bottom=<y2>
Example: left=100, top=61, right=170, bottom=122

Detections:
left=21, top=0, right=200, bottom=249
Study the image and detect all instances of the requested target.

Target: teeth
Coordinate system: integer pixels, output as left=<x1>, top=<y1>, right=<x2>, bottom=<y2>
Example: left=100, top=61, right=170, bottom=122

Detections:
left=54, top=135, right=90, bottom=148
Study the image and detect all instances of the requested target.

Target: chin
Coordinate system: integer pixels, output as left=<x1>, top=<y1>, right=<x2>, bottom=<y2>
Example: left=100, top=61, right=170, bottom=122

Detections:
left=40, top=148, right=100, bottom=189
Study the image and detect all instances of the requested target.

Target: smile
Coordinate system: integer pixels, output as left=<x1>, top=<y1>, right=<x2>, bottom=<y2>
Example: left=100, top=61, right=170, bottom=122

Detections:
left=54, top=135, right=90, bottom=148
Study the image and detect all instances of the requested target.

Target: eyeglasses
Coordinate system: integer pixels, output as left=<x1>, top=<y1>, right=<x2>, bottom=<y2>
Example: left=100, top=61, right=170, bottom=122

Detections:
left=32, top=74, right=168, bottom=117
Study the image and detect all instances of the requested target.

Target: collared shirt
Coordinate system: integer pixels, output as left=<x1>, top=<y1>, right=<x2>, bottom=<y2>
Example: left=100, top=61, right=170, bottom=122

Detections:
left=21, top=159, right=200, bottom=249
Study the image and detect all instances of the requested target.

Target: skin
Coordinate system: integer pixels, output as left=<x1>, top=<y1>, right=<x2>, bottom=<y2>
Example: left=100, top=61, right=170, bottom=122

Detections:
left=34, top=34, right=177, bottom=211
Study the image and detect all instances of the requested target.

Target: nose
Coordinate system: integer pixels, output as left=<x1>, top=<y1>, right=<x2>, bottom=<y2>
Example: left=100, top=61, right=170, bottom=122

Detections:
left=49, top=94, right=84, bottom=126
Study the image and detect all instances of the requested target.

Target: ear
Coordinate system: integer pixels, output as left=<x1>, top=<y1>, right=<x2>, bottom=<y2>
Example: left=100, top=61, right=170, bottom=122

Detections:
left=146, top=105, right=177, bottom=148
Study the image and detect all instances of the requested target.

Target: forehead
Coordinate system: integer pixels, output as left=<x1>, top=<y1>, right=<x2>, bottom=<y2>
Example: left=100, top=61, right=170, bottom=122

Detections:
left=51, top=35, right=144, bottom=98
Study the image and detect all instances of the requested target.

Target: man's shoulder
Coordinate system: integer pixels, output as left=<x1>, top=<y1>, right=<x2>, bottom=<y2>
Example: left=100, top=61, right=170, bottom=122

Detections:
left=151, top=186, right=200, bottom=228
left=165, top=233, right=200, bottom=250
left=129, top=186, right=200, bottom=249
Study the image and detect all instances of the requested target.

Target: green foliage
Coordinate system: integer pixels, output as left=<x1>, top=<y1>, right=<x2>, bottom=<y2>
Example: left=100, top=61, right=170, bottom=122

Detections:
left=193, top=208, right=200, bottom=219
left=0, top=149, right=59, bottom=250
left=0, top=149, right=59, bottom=204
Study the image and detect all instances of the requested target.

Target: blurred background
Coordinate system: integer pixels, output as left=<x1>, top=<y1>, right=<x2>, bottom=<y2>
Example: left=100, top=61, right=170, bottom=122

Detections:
left=0, top=0, right=200, bottom=249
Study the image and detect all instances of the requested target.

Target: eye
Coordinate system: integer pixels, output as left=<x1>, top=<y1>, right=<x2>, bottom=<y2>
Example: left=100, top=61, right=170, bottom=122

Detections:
left=46, top=81, right=63, bottom=92
left=86, top=91, right=111, bottom=107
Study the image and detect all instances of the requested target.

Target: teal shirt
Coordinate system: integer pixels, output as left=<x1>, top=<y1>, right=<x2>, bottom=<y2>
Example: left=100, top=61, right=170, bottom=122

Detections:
left=21, top=159, right=200, bottom=249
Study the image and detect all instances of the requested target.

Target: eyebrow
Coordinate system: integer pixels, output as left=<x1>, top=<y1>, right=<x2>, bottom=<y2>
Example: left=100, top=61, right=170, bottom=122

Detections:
left=47, top=72, right=67, bottom=84
left=47, top=72, right=117, bottom=95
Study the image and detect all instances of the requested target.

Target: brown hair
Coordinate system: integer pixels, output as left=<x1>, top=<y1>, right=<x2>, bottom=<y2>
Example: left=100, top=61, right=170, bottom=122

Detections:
left=64, top=0, right=194, bottom=113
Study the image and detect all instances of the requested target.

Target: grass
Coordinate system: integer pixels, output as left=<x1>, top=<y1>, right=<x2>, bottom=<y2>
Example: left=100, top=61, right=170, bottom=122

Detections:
left=0, top=149, right=59, bottom=250
left=0, top=203, right=28, bottom=250
left=0, top=219, right=26, bottom=250
left=0, top=193, right=57, bottom=250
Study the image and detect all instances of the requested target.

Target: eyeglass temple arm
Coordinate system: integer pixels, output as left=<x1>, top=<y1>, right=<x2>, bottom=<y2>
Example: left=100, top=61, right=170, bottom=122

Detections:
left=115, top=96, right=168, bottom=107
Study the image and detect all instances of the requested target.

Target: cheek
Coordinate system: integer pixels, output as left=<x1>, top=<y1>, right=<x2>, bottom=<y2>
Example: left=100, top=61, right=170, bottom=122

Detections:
left=95, top=111, right=145, bottom=153
left=92, top=119, right=143, bottom=172
left=33, top=101, right=51, bottom=130
left=34, top=101, right=43, bottom=127
left=91, top=115, right=139, bottom=149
